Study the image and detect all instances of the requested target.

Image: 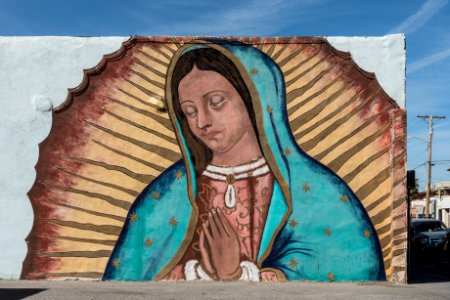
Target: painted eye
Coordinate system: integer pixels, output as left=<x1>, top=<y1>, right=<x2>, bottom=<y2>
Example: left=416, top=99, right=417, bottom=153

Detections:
left=210, top=95, right=225, bottom=108
left=183, top=108, right=197, bottom=118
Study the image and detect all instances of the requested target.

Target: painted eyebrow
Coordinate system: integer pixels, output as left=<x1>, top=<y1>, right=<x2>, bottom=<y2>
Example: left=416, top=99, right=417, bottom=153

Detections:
left=180, top=90, right=227, bottom=104
left=202, top=90, right=227, bottom=100
left=180, top=99, right=195, bottom=105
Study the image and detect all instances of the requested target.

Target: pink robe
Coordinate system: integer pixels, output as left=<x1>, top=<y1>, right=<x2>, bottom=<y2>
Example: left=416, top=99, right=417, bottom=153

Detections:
left=165, top=172, right=283, bottom=281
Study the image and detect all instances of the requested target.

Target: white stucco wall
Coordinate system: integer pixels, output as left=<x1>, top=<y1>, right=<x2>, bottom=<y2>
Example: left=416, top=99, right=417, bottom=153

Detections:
left=0, top=35, right=405, bottom=279
left=0, top=37, right=128, bottom=279
left=327, top=34, right=406, bottom=108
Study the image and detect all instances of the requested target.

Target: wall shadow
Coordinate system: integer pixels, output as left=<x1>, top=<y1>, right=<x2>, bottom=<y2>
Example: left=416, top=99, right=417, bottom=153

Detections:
left=0, top=288, right=46, bottom=300
left=409, top=249, right=450, bottom=283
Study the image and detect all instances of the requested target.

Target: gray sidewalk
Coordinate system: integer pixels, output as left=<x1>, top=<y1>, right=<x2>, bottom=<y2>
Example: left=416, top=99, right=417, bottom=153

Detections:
left=0, top=280, right=449, bottom=300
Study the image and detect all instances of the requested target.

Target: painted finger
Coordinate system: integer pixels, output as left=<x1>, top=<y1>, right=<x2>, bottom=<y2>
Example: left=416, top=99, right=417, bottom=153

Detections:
left=208, top=211, right=222, bottom=239
left=199, top=230, right=207, bottom=254
left=199, top=229, right=211, bottom=255
left=211, top=208, right=227, bottom=238
left=215, top=208, right=232, bottom=237
left=218, top=207, right=238, bottom=240
left=202, top=220, right=214, bottom=247
left=199, top=230, right=214, bottom=275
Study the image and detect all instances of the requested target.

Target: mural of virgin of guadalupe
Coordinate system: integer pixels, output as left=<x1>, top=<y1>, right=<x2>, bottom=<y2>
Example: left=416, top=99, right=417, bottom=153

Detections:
left=103, top=40, right=385, bottom=282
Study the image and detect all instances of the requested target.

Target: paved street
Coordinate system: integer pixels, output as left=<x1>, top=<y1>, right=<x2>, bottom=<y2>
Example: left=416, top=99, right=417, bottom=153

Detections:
left=0, top=280, right=449, bottom=300
left=1, top=254, right=449, bottom=300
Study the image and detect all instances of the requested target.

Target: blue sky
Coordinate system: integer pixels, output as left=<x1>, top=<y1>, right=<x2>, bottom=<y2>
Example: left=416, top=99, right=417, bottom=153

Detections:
left=1, top=0, right=449, bottom=190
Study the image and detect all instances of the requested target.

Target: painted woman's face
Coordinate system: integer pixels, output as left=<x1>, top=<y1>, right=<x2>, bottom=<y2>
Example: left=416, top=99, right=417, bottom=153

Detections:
left=178, top=66, right=254, bottom=155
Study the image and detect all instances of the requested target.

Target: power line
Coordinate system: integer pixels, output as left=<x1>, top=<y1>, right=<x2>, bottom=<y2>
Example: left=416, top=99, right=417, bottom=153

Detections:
left=412, top=162, right=427, bottom=170
left=408, top=150, right=429, bottom=164
left=412, top=160, right=450, bottom=170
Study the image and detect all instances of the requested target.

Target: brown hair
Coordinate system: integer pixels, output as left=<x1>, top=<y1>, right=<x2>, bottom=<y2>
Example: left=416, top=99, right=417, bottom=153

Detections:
left=171, top=47, right=257, bottom=176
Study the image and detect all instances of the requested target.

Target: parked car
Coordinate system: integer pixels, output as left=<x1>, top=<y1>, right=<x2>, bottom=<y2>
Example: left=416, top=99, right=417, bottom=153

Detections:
left=410, top=219, right=448, bottom=253
left=437, top=230, right=450, bottom=267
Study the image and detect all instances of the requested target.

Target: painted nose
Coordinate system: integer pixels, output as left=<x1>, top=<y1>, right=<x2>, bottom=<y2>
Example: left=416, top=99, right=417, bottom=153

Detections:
left=196, top=110, right=212, bottom=130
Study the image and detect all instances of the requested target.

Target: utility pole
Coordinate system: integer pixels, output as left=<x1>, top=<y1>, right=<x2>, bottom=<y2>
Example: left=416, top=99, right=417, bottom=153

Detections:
left=417, top=115, right=446, bottom=218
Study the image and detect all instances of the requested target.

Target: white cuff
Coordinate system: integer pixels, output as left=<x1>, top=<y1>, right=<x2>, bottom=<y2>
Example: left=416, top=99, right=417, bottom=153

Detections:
left=184, top=260, right=259, bottom=281
left=196, top=264, right=214, bottom=281
left=184, top=260, right=213, bottom=281
left=239, top=261, right=260, bottom=282
left=184, top=260, right=199, bottom=281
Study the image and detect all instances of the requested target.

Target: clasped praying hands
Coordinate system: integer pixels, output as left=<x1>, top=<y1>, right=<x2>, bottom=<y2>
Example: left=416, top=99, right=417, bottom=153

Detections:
left=199, top=208, right=242, bottom=281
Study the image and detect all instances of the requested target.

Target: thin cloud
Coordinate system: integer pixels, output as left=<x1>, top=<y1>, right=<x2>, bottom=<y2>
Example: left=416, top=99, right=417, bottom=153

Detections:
left=389, top=0, right=448, bottom=34
left=133, top=0, right=328, bottom=36
left=408, top=48, right=450, bottom=74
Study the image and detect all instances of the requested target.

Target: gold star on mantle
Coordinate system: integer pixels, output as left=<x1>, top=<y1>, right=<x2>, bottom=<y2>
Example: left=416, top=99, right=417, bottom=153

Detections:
left=129, top=212, right=138, bottom=223
left=112, top=258, right=121, bottom=268
left=151, top=191, right=160, bottom=200
left=169, top=216, right=178, bottom=227
left=289, top=219, right=298, bottom=228
left=145, top=238, right=153, bottom=248
left=284, top=147, right=291, bottom=156
left=267, top=105, right=273, bottom=113
left=251, top=68, right=258, bottom=75
left=324, top=228, right=332, bottom=236
left=302, top=183, right=311, bottom=192
left=289, top=258, right=298, bottom=268
left=175, top=170, right=183, bottom=180
left=363, top=229, right=371, bottom=238
left=340, top=194, right=349, bottom=202
left=327, top=272, right=335, bottom=282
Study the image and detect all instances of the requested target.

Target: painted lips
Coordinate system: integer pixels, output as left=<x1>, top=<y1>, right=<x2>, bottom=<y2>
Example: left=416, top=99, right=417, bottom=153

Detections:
left=201, top=131, right=221, bottom=138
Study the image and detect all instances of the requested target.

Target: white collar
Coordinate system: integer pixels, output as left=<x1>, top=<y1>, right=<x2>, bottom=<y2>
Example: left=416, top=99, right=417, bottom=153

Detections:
left=204, top=157, right=267, bottom=176
left=201, top=157, right=269, bottom=208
